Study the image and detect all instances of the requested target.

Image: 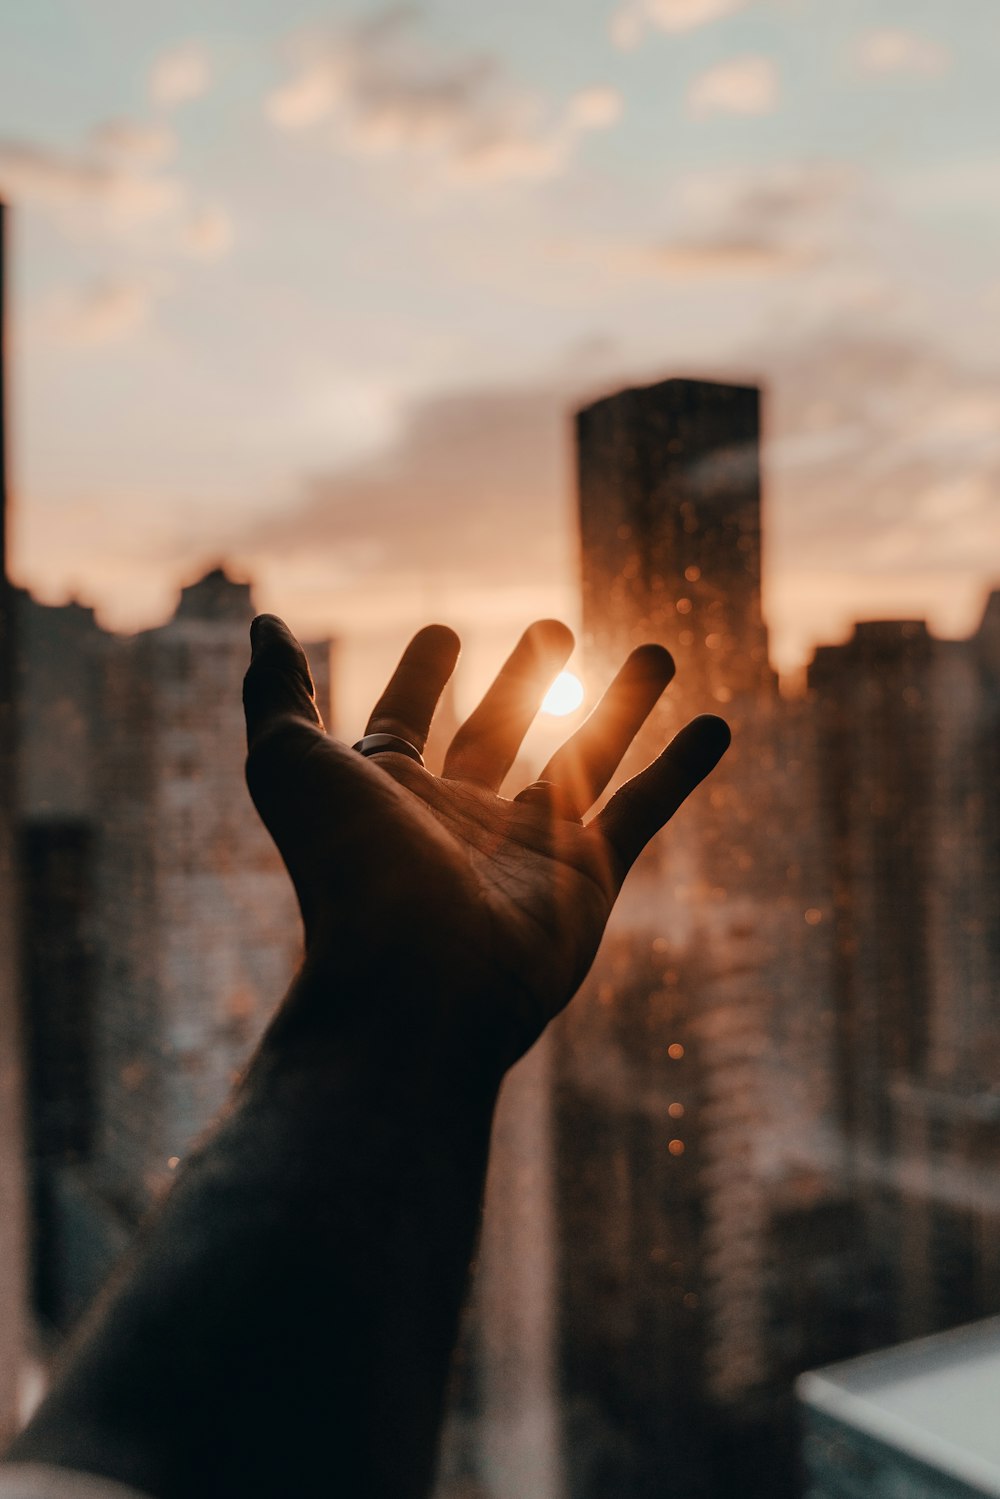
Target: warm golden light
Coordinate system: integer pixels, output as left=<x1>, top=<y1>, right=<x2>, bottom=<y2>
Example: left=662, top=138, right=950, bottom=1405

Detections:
left=542, top=671, right=584, bottom=717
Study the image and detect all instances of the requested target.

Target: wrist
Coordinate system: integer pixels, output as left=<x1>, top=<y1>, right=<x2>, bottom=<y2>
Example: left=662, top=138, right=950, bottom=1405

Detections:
left=244, top=951, right=513, bottom=1119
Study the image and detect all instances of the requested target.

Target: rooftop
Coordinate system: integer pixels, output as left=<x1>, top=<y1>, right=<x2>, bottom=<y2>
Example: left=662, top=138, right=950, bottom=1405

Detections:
left=799, top=1316, right=1000, bottom=1496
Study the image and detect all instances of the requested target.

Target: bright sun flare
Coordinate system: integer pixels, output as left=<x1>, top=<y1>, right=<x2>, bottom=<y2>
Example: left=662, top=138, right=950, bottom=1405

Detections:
left=542, top=671, right=584, bottom=717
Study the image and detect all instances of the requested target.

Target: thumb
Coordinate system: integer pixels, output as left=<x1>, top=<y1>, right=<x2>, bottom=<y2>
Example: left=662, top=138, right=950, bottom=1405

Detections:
left=242, top=614, right=323, bottom=752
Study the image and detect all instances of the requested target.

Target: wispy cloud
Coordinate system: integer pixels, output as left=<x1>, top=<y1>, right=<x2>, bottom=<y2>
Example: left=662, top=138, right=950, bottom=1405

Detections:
left=566, top=85, right=623, bottom=130
left=91, top=119, right=177, bottom=164
left=0, top=139, right=182, bottom=225
left=687, top=55, right=778, bottom=118
left=619, top=163, right=854, bottom=280
left=266, top=7, right=621, bottom=184
left=643, top=239, right=808, bottom=277
left=149, top=43, right=211, bottom=107
left=756, top=325, right=1000, bottom=666
left=611, top=0, right=748, bottom=51
left=180, top=205, right=234, bottom=260
left=46, top=278, right=158, bottom=346
left=0, top=135, right=233, bottom=266
left=242, top=379, right=574, bottom=619
left=855, top=29, right=951, bottom=78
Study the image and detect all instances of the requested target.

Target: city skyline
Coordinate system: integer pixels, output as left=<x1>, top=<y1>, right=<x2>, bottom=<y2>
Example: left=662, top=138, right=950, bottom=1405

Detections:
left=10, top=372, right=1000, bottom=1499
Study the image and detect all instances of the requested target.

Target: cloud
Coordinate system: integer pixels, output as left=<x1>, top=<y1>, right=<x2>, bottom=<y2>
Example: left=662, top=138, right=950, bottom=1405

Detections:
left=855, top=29, right=951, bottom=78
left=0, top=139, right=182, bottom=225
left=750, top=325, right=1000, bottom=668
left=626, top=163, right=854, bottom=280
left=239, top=379, right=578, bottom=630
left=266, top=8, right=621, bottom=184
left=91, top=120, right=177, bottom=164
left=645, top=239, right=809, bottom=277
left=611, top=0, right=748, bottom=50
left=566, top=85, right=623, bottom=130
left=180, top=205, right=234, bottom=260
left=687, top=55, right=778, bottom=118
left=0, top=136, right=233, bottom=262
left=149, top=44, right=211, bottom=107
left=47, top=279, right=157, bottom=345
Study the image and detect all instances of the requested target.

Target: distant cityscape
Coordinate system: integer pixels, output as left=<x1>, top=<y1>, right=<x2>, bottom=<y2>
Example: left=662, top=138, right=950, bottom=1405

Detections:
left=9, top=377, right=1000, bottom=1499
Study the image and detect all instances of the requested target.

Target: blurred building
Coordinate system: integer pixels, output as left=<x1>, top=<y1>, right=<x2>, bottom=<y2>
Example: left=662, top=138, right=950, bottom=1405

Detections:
left=552, top=378, right=846, bottom=1499
left=16, top=567, right=332, bottom=1328
left=809, top=599, right=1000, bottom=1347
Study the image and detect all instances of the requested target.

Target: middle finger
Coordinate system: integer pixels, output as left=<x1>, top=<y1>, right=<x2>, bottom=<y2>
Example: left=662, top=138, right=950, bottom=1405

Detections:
left=443, top=620, right=574, bottom=790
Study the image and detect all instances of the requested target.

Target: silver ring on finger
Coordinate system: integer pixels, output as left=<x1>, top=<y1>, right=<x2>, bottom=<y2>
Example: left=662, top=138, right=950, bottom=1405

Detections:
left=352, top=732, right=425, bottom=766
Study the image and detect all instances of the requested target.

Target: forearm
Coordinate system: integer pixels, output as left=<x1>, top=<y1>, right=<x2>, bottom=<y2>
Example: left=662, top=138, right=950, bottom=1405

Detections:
left=9, top=976, right=500, bottom=1499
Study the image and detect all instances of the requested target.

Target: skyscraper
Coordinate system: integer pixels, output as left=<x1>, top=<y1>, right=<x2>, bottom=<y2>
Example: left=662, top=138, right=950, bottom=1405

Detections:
left=809, top=600, right=1000, bottom=1344
left=554, top=378, right=837, bottom=1497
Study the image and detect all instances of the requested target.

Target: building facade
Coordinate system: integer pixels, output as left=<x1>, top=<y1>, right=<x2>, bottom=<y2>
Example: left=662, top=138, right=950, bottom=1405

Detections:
left=809, top=599, right=1000, bottom=1348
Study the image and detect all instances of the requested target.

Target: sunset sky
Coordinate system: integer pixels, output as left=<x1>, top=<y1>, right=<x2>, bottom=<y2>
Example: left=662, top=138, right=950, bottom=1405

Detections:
left=2, top=0, right=999, bottom=718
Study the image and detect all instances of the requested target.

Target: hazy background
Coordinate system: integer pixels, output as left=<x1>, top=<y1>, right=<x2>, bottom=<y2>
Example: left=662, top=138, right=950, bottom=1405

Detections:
left=2, top=0, right=998, bottom=721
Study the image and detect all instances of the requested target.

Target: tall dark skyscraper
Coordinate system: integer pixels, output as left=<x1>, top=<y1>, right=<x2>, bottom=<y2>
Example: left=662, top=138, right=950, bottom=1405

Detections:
left=576, top=378, right=771, bottom=711
left=553, top=378, right=839, bottom=1499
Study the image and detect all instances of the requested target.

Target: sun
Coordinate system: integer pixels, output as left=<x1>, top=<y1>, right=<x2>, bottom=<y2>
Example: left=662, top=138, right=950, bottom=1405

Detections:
left=542, top=671, right=584, bottom=717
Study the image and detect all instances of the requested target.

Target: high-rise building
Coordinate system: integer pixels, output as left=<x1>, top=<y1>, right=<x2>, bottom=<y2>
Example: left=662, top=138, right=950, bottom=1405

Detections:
left=808, top=598, right=1000, bottom=1347
left=554, top=378, right=841, bottom=1498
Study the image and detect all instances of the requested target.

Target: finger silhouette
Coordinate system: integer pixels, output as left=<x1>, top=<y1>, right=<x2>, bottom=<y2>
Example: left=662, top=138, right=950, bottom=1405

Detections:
left=243, top=614, right=323, bottom=751
left=444, top=620, right=574, bottom=790
left=364, top=624, right=461, bottom=752
left=595, top=714, right=731, bottom=882
left=533, top=644, right=675, bottom=818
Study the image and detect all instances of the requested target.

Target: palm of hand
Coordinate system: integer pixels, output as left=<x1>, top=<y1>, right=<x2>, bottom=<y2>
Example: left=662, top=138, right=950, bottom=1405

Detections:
left=244, top=616, right=729, bottom=1073
left=353, top=754, right=615, bottom=1024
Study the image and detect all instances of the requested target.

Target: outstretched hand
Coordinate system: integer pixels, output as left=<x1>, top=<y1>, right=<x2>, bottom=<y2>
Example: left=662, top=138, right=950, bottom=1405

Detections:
left=243, top=615, right=729, bottom=1083
left=1, top=613, right=732, bottom=1499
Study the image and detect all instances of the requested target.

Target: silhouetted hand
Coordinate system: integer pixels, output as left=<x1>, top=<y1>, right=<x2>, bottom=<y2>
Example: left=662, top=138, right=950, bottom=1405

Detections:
left=243, top=615, right=730, bottom=1082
